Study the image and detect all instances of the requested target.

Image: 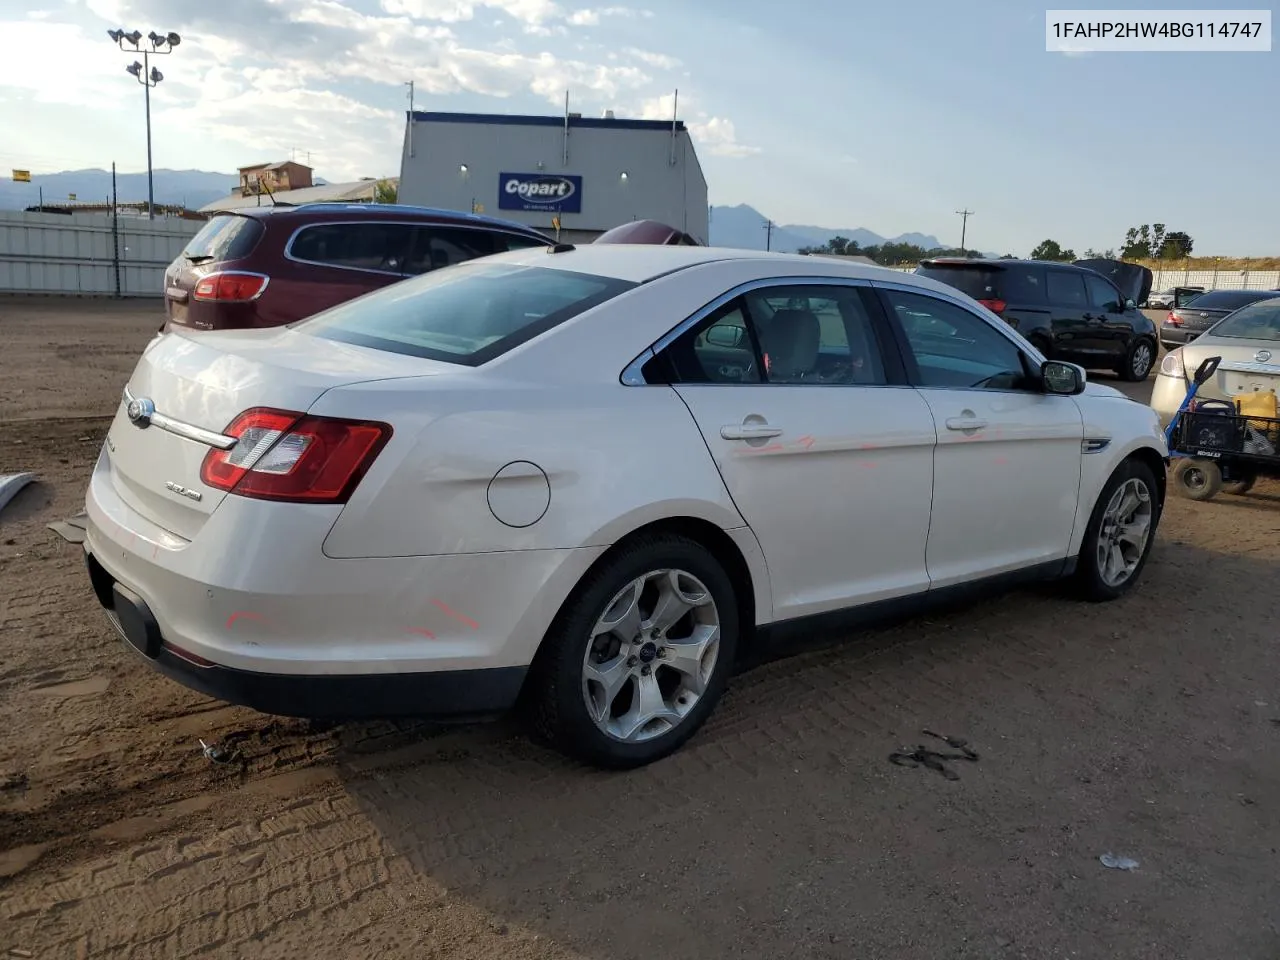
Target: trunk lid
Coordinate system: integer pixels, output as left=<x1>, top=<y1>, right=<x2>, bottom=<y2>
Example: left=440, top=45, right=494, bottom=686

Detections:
left=1074, top=258, right=1153, bottom=306
left=106, top=327, right=452, bottom=540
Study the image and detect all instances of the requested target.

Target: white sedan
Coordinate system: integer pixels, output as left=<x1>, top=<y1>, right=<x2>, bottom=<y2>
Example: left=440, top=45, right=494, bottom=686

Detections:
left=84, top=245, right=1170, bottom=768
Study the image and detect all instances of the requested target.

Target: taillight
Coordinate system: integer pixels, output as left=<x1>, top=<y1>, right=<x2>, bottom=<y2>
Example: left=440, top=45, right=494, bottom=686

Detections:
left=977, top=298, right=1007, bottom=315
left=193, top=272, right=270, bottom=302
left=200, top=407, right=392, bottom=504
left=1166, top=311, right=1182, bottom=327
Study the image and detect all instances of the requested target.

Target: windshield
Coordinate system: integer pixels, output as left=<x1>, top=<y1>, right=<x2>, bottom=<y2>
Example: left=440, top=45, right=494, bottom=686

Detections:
left=180, top=214, right=264, bottom=262
left=297, top=261, right=637, bottom=365
left=1207, top=299, right=1280, bottom=342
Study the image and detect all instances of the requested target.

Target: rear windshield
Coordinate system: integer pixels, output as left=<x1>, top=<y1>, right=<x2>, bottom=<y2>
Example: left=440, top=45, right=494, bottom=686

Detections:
left=181, top=214, right=264, bottom=262
left=296, top=261, right=637, bottom=365
left=915, top=263, right=1046, bottom=305
left=1184, top=290, right=1276, bottom=311
left=1207, top=299, right=1280, bottom=341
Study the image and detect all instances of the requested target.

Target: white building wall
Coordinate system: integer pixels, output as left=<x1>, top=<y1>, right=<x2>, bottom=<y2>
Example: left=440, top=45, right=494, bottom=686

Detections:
left=398, top=112, right=709, bottom=243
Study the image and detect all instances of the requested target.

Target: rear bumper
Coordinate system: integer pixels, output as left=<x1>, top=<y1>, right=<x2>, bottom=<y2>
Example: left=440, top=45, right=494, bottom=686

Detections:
left=86, top=549, right=527, bottom=719
left=1159, top=327, right=1205, bottom=347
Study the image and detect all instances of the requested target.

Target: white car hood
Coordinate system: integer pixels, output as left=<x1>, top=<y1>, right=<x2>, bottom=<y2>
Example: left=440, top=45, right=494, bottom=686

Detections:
left=1080, top=381, right=1127, bottom=400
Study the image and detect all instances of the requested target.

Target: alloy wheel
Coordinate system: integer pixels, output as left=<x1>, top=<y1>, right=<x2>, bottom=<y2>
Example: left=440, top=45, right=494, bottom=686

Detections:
left=1096, top=477, right=1154, bottom=587
left=1131, top=342, right=1154, bottom=378
left=581, top=568, right=720, bottom=743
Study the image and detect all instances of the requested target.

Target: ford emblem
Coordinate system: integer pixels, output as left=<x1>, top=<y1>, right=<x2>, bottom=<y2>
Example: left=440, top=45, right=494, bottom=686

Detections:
left=1256, top=349, right=1273, bottom=363
left=126, top=396, right=155, bottom=427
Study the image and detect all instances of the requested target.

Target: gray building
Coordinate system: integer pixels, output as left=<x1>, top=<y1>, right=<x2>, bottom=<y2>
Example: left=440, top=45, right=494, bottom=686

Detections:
left=397, top=111, right=708, bottom=245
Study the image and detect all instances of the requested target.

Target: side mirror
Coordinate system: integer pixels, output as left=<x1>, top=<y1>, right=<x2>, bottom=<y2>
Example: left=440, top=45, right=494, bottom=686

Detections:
left=705, top=324, right=746, bottom=349
left=1194, top=355, right=1221, bottom=385
left=1042, top=359, right=1086, bottom=395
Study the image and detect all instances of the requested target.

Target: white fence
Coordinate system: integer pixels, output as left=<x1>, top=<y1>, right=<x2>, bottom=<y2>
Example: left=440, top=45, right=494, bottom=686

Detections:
left=0, top=211, right=202, bottom=298
left=886, top=262, right=1280, bottom=293
left=1147, top=268, right=1280, bottom=292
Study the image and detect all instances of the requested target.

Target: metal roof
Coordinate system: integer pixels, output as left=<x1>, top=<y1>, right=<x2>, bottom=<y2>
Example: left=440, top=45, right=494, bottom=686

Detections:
left=409, top=110, right=687, bottom=133
left=198, top=179, right=387, bottom=213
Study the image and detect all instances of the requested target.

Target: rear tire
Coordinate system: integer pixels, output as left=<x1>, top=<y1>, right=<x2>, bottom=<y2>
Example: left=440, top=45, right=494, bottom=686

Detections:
left=1221, top=473, right=1257, bottom=496
left=1171, top=457, right=1222, bottom=501
left=1073, top=458, right=1161, bottom=602
left=1119, top=337, right=1157, bottom=382
left=528, top=533, right=739, bottom=769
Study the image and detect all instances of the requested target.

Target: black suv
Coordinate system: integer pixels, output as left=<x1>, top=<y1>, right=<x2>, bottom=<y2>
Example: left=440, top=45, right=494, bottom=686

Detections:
left=915, top=258, right=1159, bottom=381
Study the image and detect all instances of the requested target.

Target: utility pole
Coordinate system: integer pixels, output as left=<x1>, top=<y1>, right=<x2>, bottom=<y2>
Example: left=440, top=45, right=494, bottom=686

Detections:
left=763, top=218, right=774, bottom=252
left=955, top=208, right=975, bottom=255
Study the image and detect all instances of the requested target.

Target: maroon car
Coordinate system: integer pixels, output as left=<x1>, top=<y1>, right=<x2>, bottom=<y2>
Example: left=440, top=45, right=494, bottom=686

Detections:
left=163, top=203, right=552, bottom=330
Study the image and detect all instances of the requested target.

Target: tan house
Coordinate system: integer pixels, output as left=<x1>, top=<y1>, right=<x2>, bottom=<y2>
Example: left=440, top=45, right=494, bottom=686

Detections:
left=237, top=161, right=314, bottom=197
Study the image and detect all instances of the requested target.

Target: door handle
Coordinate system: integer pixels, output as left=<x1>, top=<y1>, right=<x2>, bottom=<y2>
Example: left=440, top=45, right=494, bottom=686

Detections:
left=721, top=423, right=783, bottom=441
left=945, top=417, right=988, bottom=432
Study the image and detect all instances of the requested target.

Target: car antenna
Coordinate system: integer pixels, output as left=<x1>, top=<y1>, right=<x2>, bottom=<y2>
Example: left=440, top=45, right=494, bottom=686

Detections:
left=259, top=179, right=278, bottom=206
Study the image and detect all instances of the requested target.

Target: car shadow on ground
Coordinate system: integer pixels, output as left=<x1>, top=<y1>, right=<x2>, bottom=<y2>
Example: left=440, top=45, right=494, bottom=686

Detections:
left=339, top=541, right=1280, bottom=960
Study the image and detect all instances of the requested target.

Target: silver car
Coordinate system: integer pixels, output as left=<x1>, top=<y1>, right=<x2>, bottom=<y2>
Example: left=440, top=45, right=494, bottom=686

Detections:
left=1150, top=297, right=1280, bottom=428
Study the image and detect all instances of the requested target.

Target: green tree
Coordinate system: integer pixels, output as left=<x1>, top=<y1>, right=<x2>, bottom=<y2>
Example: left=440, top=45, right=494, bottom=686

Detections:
left=1159, top=231, right=1194, bottom=259
left=1029, top=239, right=1076, bottom=261
left=373, top=178, right=398, bottom=204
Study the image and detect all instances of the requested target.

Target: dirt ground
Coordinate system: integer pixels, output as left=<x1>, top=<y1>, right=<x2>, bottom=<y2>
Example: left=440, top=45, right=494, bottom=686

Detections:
left=2, top=297, right=1278, bottom=960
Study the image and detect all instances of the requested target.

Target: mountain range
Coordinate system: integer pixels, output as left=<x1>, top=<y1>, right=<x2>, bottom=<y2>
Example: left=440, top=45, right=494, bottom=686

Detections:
left=0, top=170, right=970, bottom=255
left=0, top=168, right=241, bottom=212
left=708, top=203, right=950, bottom=254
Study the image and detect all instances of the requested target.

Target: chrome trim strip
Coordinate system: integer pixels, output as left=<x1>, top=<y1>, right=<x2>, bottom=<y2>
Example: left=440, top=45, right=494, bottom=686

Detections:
left=122, top=387, right=238, bottom=450
left=282, top=219, right=550, bottom=279
left=1217, top=360, right=1280, bottom=376
left=619, top=272, right=1050, bottom=398
left=1082, top=437, right=1111, bottom=454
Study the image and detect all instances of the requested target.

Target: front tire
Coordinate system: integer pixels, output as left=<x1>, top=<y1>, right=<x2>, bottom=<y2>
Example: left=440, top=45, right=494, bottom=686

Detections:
left=1119, top=337, right=1157, bottom=382
left=1074, top=458, right=1161, bottom=601
left=529, top=533, right=739, bottom=769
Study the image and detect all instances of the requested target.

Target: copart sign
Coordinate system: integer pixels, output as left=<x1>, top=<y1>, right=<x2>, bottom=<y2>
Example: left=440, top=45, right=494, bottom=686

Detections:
left=498, top=172, right=583, bottom=213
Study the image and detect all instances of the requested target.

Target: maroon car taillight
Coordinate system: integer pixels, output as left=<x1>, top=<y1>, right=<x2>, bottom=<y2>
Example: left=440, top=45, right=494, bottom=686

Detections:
left=977, top=298, right=1007, bottom=316
left=193, top=271, right=270, bottom=302
left=1166, top=311, right=1182, bottom=327
left=200, top=408, right=393, bottom=504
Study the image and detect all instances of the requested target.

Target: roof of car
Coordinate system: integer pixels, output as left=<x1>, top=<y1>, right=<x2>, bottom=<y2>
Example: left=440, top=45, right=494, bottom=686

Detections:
left=921, top=257, right=1093, bottom=271
left=473, top=242, right=909, bottom=285
left=230, top=202, right=549, bottom=237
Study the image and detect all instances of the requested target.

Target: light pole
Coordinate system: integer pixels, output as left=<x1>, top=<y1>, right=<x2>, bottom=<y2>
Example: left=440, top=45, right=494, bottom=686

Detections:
left=108, top=28, right=181, bottom=220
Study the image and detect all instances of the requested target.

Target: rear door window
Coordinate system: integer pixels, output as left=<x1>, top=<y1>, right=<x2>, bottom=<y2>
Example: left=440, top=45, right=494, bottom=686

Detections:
left=289, top=222, right=415, bottom=275
left=403, top=226, right=497, bottom=275
left=180, top=215, right=264, bottom=263
left=496, top=232, right=548, bottom=252
left=1000, top=265, right=1047, bottom=305
left=1085, top=275, right=1121, bottom=312
left=1045, top=270, right=1088, bottom=308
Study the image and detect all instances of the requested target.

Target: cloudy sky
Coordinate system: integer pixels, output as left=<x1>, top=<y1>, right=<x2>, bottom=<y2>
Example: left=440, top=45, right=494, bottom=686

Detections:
left=0, top=0, right=1275, bottom=255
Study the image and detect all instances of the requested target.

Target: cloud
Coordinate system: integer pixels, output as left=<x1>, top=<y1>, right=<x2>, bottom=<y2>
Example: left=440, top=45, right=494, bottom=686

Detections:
left=1, top=0, right=741, bottom=181
left=625, top=47, right=679, bottom=69
left=641, top=93, right=759, bottom=159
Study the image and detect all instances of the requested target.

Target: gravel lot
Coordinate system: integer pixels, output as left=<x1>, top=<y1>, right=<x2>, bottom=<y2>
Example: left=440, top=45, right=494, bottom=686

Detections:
left=2, top=298, right=1278, bottom=960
